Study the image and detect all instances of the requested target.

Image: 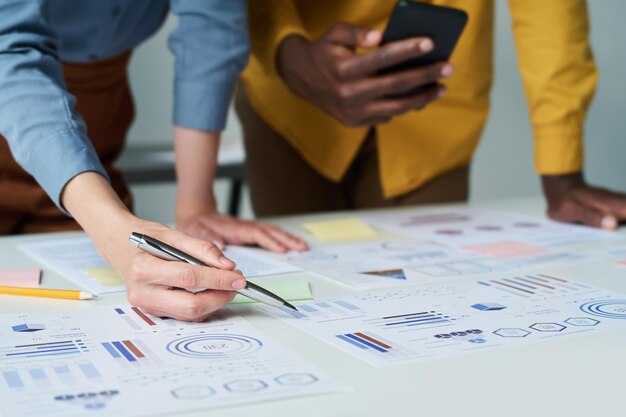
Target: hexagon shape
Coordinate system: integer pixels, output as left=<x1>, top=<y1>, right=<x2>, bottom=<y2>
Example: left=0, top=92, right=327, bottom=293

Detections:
left=275, top=373, right=318, bottom=386
left=564, top=317, right=600, bottom=327
left=171, top=385, right=216, bottom=399
left=530, top=322, right=566, bottom=332
left=493, top=328, right=530, bottom=338
left=224, top=379, right=268, bottom=393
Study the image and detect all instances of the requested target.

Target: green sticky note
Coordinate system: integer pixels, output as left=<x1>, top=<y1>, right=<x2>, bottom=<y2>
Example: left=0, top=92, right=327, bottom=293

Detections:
left=86, top=267, right=123, bottom=287
left=302, top=218, right=378, bottom=241
left=231, top=279, right=311, bottom=304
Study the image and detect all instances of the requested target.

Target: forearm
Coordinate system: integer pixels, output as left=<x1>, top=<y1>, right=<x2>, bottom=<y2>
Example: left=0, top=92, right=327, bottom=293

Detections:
left=174, top=126, right=220, bottom=220
left=61, top=172, right=139, bottom=265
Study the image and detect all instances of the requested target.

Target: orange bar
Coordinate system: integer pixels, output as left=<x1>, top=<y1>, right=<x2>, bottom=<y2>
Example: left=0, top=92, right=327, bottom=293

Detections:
left=131, top=307, right=156, bottom=326
left=122, top=340, right=145, bottom=358
left=355, top=332, right=392, bottom=349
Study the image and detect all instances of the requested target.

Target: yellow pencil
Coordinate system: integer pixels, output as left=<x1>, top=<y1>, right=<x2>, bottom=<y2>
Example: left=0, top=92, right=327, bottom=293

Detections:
left=0, top=286, right=96, bottom=300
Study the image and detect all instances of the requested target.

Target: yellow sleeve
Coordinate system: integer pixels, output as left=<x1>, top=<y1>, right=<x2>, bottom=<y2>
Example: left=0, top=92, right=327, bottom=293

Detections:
left=509, top=0, right=597, bottom=174
left=248, top=0, right=310, bottom=76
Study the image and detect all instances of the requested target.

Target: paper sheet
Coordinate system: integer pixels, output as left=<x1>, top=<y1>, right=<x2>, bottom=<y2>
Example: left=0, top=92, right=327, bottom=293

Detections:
left=281, top=239, right=585, bottom=289
left=302, top=218, right=379, bottom=241
left=20, top=238, right=302, bottom=295
left=257, top=272, right=626, bottom=367
left=0, top=306, right=348, bottom=417
left=0, top=268, right=41, bottom=288
left=364, top=208, right=617, bottom=249
left=231, top=279, right=311, bottom=304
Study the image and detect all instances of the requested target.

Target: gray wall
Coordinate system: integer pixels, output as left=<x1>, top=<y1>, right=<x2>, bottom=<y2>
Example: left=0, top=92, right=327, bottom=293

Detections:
left=126, top=2, right=626, bottom=223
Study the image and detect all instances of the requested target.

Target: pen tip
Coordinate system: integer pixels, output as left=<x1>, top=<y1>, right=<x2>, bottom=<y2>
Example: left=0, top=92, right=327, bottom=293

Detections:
left=284, top=301, right=298, bottom=312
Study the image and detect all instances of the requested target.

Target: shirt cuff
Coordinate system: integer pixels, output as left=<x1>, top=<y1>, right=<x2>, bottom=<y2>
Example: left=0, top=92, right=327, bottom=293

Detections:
left=25, top=129, right=109, bottom=213
left=173, top=78, right=236, bottom=132
left=533, top=123, right=584, bottom=174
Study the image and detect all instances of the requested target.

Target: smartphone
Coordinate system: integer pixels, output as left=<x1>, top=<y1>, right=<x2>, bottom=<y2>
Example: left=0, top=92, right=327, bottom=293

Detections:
left=379, top=1, right=468, bottom=94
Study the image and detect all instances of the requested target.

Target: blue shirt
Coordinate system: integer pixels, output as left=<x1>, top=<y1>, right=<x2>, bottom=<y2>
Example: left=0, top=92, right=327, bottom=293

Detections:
left=0, top=0, right=248, bottom=209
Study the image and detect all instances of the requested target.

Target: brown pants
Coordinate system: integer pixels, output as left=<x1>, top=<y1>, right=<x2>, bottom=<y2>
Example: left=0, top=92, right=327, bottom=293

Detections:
left=0, top=52, right=134, bottom=234
left=235, top=87, right=469, bottom=217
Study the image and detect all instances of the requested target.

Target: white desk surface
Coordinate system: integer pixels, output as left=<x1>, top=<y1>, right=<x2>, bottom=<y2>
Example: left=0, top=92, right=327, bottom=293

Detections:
left=1, top=196, right=625, bottom=417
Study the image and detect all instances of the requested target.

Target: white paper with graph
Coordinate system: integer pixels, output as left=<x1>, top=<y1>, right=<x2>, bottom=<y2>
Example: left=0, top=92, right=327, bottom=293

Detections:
left=0, top=306, right=348, bottom=417
left=258, top=272, right=626, bottom=367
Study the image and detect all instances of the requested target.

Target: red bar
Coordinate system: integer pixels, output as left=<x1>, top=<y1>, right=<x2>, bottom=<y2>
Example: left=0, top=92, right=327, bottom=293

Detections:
left=491, top=280, right=534, bottom=294
left=122, top=340, right=145, bottom=358
left=131, top=307, right=156, bottom=326
left=537, top=273, right=567, bottom=283
left=354, top=332, right=392, bottom=349
left=516, top=277, right=555, bottom=290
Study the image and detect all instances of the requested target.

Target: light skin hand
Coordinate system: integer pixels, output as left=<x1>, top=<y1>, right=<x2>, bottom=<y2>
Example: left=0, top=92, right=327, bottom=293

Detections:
left=542, top=173, right=626, bottom=230
left=174, top=126, right=308, bottom=253
left=61, top=172, right=245, bottom=322
left=276, top=22, right=454, bottom=127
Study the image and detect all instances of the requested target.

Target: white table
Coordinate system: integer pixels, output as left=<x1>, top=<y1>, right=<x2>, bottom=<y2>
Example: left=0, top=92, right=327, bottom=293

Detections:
left=1, top=197, right=625, bottom=417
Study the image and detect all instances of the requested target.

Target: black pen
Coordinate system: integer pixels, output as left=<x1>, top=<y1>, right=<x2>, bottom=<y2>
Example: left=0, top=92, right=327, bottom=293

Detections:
left=129, top=232, right=298, bottom=312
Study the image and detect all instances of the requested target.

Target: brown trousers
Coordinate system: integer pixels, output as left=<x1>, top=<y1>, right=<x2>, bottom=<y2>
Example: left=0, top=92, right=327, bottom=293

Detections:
left=235, top=87, right=469, bottom=217
left=0, top=52, right=134, bottom=234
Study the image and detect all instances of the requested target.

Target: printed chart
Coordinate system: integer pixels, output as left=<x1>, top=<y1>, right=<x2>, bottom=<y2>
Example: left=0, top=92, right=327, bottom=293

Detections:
left=0, top=306, right=347, bottom=417
left=20, top=238, right=302, bottom=295
left=258, top=274, right=626, bottom=367
left=282, top=238, right=586, bottom=289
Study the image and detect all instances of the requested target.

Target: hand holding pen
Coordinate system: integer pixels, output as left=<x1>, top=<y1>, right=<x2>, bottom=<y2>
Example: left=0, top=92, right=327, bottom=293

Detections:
left=112, top=225, right=251, bottom=322
left=129, top=232, right=297, bottom=314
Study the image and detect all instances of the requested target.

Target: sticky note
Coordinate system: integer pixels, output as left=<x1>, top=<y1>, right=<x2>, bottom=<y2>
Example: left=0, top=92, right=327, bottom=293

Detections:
left=231, top=279, right=311, bottom=304
left=463, top=241, right=548, bottom=259
left=0, top=268, right=41, bottom=288
left=86, top=267, right=123, bottom=287
left=302, top=218, right=378, bottom=241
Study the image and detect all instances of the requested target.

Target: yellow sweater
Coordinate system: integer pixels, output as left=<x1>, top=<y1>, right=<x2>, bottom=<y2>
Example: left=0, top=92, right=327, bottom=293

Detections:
left=241, top=0, right=597, bottom=198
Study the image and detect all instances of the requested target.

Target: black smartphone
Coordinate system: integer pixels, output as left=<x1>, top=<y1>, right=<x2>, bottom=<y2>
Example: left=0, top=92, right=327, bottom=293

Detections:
left=379, top=1, right=468, bottom=93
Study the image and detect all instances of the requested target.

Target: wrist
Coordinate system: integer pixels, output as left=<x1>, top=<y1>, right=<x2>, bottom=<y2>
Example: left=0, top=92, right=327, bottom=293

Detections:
left=541, top=172, right=584, bottom=199
left=276, top=35, right=310, bottom=81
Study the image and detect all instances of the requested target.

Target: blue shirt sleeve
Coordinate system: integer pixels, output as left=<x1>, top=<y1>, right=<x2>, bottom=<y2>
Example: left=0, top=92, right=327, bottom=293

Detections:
left=168, top=0, right=249, bottom=132
left=0, top=0, right=108, bottom=211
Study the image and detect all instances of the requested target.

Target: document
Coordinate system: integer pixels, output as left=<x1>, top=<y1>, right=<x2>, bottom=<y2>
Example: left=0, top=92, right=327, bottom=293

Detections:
left=364, top=208, right=617, bottom=249
left=0, top=306, right=348, bottom=417
left=20, top=238, right=302, bottom=295
left=282, top=238, right=585, bottom=289
left=257, top=272, right=626, bottom=367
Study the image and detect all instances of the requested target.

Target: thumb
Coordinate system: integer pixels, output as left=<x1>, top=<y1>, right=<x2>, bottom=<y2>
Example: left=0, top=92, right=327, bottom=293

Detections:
left=325, top=23, right=381, bottom=48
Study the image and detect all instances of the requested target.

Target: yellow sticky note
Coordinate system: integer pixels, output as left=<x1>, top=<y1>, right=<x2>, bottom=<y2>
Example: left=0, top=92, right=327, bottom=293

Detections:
left=302, top=218, right=378, bottom=241
left=231, top=279, right=311, bottom=304
left=86, top=267, right=123, bottom=287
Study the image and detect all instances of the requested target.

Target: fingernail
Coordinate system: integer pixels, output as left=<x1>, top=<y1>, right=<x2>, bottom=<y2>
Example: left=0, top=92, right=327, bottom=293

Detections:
left=220, top=256, right=232, bottom=266
left=231, top=279, right=246, bottom=290
left=366, top=30, right=380, bottom=43
left=601, top=216, right=617, bottom=230
left=441, top=64, right=454, bottom=77
left=438, top=85, right=447, bottom=97
left=420, top=38, right=434, bottom=52
left=212, top=240, right=224, bottom=250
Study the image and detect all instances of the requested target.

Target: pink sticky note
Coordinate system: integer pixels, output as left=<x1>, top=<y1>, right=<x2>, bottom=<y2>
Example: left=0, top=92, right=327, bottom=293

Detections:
left=0, top=268, right=42, bottom=287
left=464, top=241, right=548, bottom=259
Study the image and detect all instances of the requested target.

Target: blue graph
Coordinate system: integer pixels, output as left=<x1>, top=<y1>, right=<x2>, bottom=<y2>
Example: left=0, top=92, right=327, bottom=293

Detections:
left=166, top=334, right=263, bottom=359
left=579, top=299, right=626, bottom=319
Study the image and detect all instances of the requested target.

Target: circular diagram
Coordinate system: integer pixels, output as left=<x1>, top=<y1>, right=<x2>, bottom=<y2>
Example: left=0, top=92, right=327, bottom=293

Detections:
left=579, top=300, right=626, bottom=319
left=166, top=334, right=263, bottom=359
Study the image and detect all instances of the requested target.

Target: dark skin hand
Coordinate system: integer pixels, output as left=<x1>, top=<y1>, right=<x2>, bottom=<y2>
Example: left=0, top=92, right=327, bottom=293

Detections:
left=277, top=23, right=454, bottom=127
left=542, top=173, right=626, bottom=229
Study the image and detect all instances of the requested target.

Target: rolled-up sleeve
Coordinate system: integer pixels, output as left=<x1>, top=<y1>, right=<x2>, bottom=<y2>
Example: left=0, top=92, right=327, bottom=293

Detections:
left=0, top=0, right=108, bottom=210
left=168, top=0, right=249, bottom=132
left=509, top=0, right=597, bottom=175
